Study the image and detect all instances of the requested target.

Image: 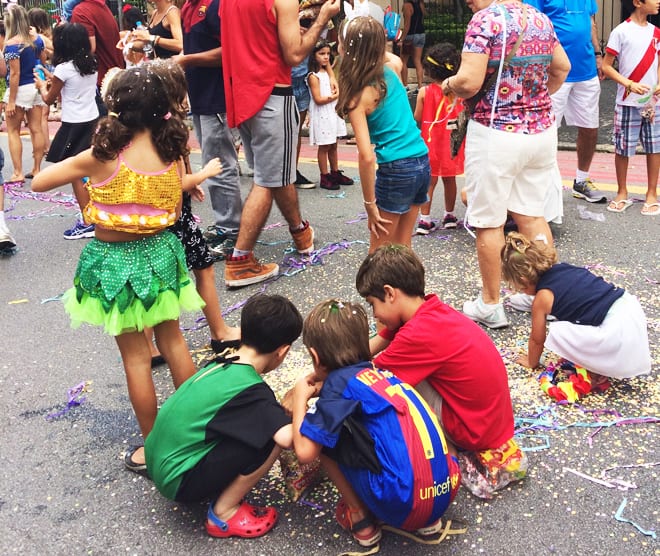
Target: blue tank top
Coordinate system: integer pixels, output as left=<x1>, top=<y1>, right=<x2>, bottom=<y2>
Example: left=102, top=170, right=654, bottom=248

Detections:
left=367, top=67, right=428, bottom=164
left=537, top=263, right=624, bottom=326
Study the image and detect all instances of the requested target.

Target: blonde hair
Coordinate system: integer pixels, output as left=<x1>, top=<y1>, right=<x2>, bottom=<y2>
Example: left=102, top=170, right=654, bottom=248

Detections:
left=501, top=232, right=558, bottom=290
left=5, top=4, right=33, bottom=45
left=303, top=299, right=371, bottom=372
left=336, top=16, right=386, bottom=118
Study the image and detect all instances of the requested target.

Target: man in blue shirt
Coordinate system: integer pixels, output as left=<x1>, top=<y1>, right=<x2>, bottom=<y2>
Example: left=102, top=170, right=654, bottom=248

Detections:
left=526, top=0, right=607, bottom=203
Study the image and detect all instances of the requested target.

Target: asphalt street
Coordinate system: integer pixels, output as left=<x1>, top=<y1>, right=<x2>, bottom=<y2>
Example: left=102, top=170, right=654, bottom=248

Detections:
left=0, top=98, right=658, bottom=556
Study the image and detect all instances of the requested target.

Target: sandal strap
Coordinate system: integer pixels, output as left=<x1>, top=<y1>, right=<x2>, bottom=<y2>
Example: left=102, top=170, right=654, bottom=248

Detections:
left=350, top=516, right=375, bottom=534
left=207, top=504, right=229, bottom=533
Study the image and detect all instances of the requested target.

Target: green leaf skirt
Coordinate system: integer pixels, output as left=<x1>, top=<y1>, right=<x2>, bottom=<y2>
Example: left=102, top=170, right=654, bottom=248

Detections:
left=63, top=230, right=205, bottom=336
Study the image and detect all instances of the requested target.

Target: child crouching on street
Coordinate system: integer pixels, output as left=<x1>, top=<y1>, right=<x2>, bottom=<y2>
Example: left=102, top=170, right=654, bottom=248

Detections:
left=145, top=294, right=302, bottom=539
left=290, top=299, right=460, bottom=548
left=356, top=244, right=527, bottom=499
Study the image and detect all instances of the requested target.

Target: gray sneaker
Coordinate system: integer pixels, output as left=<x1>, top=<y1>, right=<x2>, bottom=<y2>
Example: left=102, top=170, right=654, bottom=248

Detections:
left=463, top=295, right=509, bottom=329
left=572, top=178, right=606, bottom=203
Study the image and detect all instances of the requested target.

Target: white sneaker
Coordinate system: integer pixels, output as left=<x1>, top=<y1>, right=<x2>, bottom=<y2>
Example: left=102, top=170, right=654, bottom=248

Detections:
left=463, top=295, right=509, bottom=329
left=508, top=293, right=534, bottom=312
left=507, top=293, right=557, bottom=321
left=0, top=228, right=16, bottom=250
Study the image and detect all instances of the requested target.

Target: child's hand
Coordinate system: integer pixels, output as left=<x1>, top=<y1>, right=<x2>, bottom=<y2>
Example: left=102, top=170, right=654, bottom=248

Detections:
left=190, top=184, right=205, bottom=202
left=294, top=373, right=323, bottom=401
left=516, top=354, right=531, bottom=368
left=202, top=157, right=222, bottom=179
left=281, top=386, right=295, bottom=415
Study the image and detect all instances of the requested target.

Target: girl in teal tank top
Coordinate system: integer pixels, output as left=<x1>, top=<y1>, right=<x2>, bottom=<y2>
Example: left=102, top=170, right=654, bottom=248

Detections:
left=337, top=15, right=429, bottom=253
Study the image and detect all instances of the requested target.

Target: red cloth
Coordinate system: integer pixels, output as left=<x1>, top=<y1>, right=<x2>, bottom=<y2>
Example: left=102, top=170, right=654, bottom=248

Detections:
left=220, top=0, right=291, bottom=127
left=373, top=294, right=514, bottom=452
left=72, top=0, right=124, bottom=85
left=420, top=83, right=465, bottom=177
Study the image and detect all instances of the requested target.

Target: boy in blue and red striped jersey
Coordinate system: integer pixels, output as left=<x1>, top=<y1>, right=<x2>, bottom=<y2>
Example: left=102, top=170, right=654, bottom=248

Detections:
left=290, top=299, right=460, bottom=548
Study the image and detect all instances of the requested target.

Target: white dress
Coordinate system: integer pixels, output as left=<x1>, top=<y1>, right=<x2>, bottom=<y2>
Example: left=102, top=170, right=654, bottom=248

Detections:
left=307, top=70, right=347, bottom=146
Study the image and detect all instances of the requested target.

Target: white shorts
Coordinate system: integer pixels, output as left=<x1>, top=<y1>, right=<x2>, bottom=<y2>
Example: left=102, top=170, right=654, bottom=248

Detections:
left=551, top=77, right=600, bottom=129
left=464, top=121, right=557, bottom=228
left=2, top=83, right=45, bottom=110
left=545, top=293, right=652, bottom=379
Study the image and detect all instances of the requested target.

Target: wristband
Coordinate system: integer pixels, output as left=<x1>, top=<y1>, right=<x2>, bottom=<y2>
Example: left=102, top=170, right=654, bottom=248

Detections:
left=363, top=199, right=377, bottom=205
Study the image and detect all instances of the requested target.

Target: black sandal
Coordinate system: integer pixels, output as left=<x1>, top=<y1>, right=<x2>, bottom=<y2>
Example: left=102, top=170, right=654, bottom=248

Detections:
left=123, top=445, right=149, bottom=477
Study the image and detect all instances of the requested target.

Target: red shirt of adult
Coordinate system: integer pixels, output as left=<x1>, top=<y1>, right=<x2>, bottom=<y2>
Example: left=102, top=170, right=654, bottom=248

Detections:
left=72, top=0, right=124, bottom=85
left=220, top=0, right=291, bottom=128
left=374, top=294, right=515, bottom=452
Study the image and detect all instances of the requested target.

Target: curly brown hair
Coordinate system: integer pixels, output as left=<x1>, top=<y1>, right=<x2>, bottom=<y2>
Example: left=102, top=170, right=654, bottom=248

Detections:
left=92, top=66, right=189, bottom=163
left=501, top=232, right=558, bottom=290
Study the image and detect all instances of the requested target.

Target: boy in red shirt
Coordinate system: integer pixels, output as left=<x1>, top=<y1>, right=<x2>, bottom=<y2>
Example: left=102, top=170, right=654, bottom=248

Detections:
left=356, top=244, right=527, bottom=498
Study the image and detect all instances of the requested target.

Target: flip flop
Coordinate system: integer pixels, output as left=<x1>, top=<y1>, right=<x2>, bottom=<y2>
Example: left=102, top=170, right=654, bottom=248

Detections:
left=606, top=199, right=633, bottom=213
left=641, top=202, right=660, bottom=216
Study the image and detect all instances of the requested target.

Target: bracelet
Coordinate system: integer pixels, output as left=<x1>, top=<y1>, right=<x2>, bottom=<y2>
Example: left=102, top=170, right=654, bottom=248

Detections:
left=149, top=34, right=156, bottom=43
left=154, top=36, right=161, bottom=46
left=626, top=80, right=633, bottom=94
left=363, top=199, right=377, bottom=205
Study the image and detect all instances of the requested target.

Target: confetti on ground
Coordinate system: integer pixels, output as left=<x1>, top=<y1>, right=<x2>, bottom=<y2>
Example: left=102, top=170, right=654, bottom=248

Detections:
left=45, top=381, right=92, bottom=420
left=614, top=498, right=657, bottom=539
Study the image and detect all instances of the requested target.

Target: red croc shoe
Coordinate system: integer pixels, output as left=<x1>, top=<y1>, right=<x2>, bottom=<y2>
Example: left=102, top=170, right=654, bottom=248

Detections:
left=206, top=501, right=278, bottom=538
left=335, top=498, right=382, bottom=547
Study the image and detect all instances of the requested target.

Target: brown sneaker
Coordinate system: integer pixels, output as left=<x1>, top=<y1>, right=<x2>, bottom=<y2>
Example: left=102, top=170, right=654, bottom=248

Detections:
left=225, top=253, right=279, bottom=288
left=291, top=221, right=314, bottom=255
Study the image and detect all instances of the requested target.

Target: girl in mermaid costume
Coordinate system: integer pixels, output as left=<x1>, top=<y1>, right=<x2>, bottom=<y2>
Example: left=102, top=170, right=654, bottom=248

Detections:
left=32, top=66, right=205, bottom=471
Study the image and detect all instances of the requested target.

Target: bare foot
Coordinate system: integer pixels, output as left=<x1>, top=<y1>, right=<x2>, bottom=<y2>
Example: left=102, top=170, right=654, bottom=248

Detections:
left=7, top=174, right=25, bottom=183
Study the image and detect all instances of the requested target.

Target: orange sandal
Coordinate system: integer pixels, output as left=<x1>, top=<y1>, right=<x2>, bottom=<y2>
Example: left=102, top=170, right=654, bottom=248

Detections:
left=206, top=501, right=278, bottom=538
left=335, top=498, right=382, bottom=547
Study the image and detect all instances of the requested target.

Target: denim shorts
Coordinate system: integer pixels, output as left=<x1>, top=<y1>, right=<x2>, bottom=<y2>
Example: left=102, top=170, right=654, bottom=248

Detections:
left=292, top=75, right=310, bottom=113
left=375, top=155, right=430, bottom=214
left=403, top=33, right=426, bottom=48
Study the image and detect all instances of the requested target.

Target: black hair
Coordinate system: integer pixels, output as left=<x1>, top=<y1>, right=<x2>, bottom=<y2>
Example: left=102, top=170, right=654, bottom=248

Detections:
left=423, top=42, right=460, bottom=83
left=0, top=20, right=5, bottom=37
left=122, top=7, right=143, bottom=31
left=92, top=66, right=190, bottom=163
left=240, top=294, right=303, bottom=354
left=51, top=23, right=97, bottom=76
left=28, top=7, right=50, bottom=34
left=308, top=39, right=331, bottom=74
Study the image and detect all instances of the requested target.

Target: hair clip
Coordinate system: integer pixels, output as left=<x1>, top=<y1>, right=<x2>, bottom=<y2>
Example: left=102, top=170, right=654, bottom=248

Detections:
left=108, top=111, right=120, bottom=118
left=444, top=62, right=454, bottom=71
left=163, top=111, right=171, bottom=120
left=426, top=56, right=441, bottom=67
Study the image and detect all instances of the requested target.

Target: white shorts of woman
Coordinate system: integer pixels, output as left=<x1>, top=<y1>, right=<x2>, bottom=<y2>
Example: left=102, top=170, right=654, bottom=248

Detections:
left=3, top=83, right=45, bottom=110
left=464, top=120, right=557, bottom=228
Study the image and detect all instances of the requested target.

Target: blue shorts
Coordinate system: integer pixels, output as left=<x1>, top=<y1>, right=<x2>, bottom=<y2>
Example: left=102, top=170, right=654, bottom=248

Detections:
left=292, top=75, right=310, bottom=113
left=375, top=155, right=430, bottom=214
left=614, top=104, right=660, bottom=157
left=403, top=33, right=426, bottom=48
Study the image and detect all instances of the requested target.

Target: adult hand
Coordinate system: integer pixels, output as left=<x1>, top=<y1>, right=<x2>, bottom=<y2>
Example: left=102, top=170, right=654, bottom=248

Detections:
left=595, top=55, right=604, bottom=80
left=5, top=102, right=16, bottom=117
left=318, top=0, right=340, bottom=23
left=172, top=53, right=185, bottom=67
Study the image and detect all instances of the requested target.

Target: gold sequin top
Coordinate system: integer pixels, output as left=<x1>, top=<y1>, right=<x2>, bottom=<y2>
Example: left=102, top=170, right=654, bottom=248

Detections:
left=84, top=153, right=181, bottom=233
